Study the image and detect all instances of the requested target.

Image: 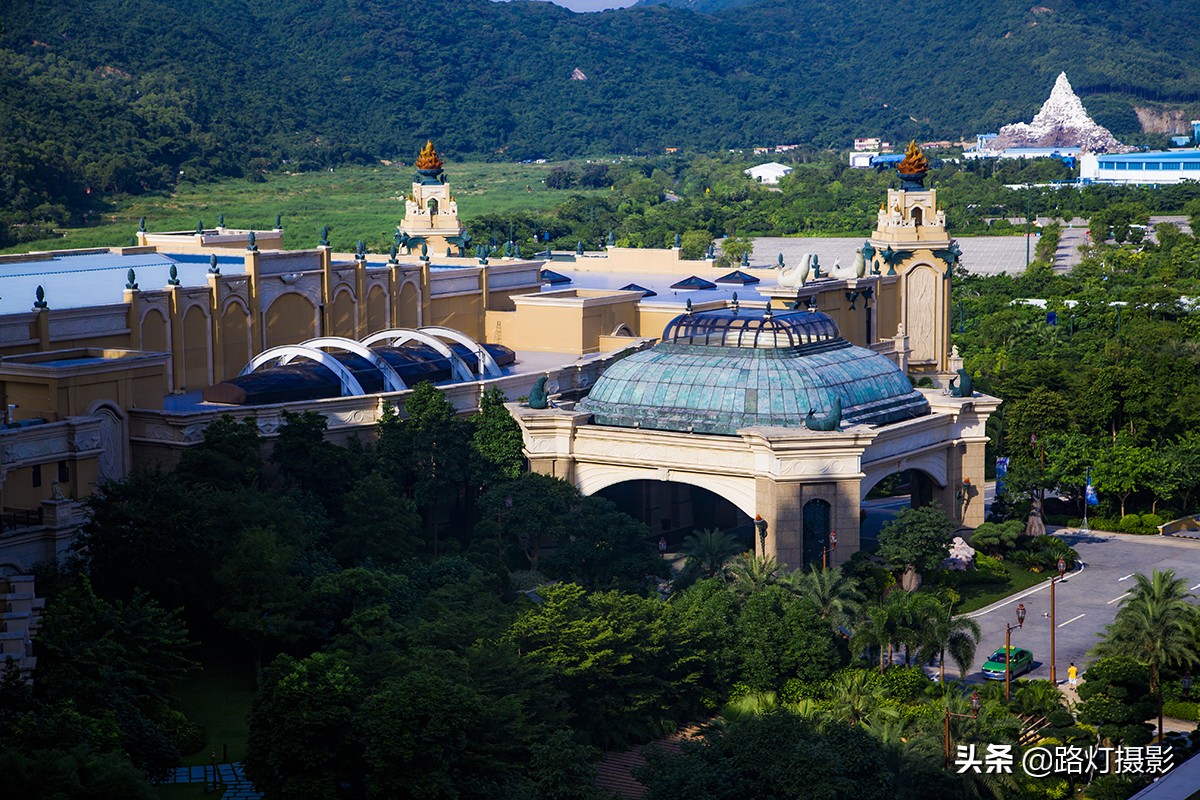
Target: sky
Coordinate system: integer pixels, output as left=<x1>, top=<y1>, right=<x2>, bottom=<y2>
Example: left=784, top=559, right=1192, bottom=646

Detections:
left=493, top=0, right=639, bottom=11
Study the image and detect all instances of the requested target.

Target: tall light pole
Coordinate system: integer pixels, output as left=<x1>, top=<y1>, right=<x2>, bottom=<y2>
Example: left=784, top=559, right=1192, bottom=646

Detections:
left=822, top=530, right=838, bottom=571
left=1050, top=557, right=1066, bottom=684
left=945, top=692, right=982, bottom=768
left=1007, top=604, right=1027, bottom=702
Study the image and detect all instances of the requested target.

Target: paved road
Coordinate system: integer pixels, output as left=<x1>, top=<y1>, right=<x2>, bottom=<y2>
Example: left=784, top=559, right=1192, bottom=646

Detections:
left=964, top=530, right=1200, bottom=686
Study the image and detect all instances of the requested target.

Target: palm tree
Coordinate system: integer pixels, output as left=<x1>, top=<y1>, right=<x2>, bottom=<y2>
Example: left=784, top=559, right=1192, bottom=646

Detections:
left=1093, top=569, right=1199, bottom=739
left=781, top=566, right=864, bottom=629
left=916, top=597, right=983, bottom=681
left=850, top=602, right=893, bottom=674
left=827, top=670, right=887, bottom=725
left=725, top=552, right=779, bottom=598
left=681, top=528, right=744, bottom=580
left=883, top=590, right=932, bottom=666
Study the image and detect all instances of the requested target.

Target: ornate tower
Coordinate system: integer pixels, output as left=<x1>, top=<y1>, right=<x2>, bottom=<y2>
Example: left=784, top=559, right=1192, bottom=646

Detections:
left=866, top=141, right=958, bottom=376
left=398, top=140, right=466, bottom=255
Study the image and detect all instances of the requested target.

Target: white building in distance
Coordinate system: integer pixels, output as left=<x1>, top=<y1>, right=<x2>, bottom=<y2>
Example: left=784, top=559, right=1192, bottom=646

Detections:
left=745, top=162, right=793, bottom=184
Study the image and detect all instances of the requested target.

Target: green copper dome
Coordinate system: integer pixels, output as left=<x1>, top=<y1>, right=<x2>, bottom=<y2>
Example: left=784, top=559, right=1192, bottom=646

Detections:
left=578, top=308, right=928, bottom=435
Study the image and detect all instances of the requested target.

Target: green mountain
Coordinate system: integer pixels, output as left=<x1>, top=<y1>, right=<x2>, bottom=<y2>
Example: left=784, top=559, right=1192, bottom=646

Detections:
left=2, top=0, right=1199, bottom=239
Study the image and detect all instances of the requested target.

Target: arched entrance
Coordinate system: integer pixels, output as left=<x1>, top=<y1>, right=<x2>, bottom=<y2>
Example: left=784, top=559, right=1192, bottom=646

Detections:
left=859, top=468, right=939, bottom=550
left=802, top=498, right=831, bottom=567
left=595, top=480, right=754, bottom=550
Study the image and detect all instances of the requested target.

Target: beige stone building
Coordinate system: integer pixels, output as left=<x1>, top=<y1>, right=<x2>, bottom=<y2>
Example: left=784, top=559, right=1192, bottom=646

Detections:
left=0, top=142, right=992, bottom=571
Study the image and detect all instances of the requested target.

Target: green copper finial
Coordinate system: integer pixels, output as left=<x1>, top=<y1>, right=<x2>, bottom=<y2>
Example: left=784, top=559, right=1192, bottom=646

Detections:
left=320, top=226, right=330, bottom=247
left=125, top=270, right=138, bottom=290
left=208, top=254, right=220, bottom=274
left=138, top=217, right=146, bottom=232
left=217, top=213, right=225, bottom=228
left=197, top=219, right=204, bottom=234
left=247, top=230, right=257, bottom=251
left=34, top=285, right=47, bottom=309
left=274, top=213, right=282, bottom=230
left=167, top=264, right=180, bottom=286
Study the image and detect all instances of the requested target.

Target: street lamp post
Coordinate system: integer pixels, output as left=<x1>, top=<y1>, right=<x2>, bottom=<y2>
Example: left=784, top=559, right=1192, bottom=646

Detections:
left=822, top=530, right=838, bottom=571
left=1050, top=558, right=1067, bottom=684
left=1007, top=604, right=1027, bottom=702
left=945, top=692, right=983, bottom=768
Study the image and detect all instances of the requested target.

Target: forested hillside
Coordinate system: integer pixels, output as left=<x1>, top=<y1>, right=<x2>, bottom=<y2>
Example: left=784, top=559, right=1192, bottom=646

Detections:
left=3, top=0, right=1200, bottom=240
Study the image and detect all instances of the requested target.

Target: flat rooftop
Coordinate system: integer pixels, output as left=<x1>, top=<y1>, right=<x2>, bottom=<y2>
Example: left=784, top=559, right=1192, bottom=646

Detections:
left=0, top=250, right=246, bottom=311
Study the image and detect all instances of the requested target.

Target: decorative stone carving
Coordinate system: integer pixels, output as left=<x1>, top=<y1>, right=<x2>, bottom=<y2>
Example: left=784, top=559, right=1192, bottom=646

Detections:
left=941, top=536, right=976, bottom=571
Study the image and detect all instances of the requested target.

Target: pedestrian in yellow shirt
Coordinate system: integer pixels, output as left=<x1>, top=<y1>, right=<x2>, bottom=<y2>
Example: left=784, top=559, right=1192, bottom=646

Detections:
left=1068, top=662, right=1078, bottom=687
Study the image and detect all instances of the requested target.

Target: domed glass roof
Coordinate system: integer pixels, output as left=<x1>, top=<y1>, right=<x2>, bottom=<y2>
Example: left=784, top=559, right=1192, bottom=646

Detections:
left=578, top=307, right=929, bottom=435
left=663, top=307, right=840, bottom=349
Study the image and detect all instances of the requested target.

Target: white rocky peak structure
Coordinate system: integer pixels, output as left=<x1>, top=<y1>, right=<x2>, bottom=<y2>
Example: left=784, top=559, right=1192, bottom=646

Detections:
left=987, top=72, right=1132, bottom=153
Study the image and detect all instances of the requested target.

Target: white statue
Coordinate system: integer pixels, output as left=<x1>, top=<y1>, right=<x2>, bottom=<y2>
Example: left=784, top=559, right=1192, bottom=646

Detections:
left=941, top=536, right=976, bottom=571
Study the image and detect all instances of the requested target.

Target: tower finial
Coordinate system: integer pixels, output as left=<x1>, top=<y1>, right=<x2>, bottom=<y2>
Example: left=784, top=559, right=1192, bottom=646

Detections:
left=416, top=139, right=444, bottom=171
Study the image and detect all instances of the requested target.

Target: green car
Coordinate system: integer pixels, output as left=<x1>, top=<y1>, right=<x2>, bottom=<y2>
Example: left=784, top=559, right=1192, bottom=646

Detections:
left=981, top=647, right=1033, bottom=680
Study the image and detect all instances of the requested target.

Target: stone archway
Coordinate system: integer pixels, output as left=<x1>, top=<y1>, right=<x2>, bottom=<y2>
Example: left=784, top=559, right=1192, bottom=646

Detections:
left=594, top=478, right=754, bottom=545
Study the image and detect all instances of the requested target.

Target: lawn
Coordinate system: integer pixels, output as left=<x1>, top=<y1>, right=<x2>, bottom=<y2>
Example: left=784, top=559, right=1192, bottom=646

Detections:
left=173, top=654, right=257, bottom=767
left=2, top=161, right=607, bottom=256
left=955, top=562, right=1048, bottom=614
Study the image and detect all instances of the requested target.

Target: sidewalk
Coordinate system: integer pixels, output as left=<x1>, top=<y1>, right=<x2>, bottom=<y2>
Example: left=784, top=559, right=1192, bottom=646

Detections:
left=165, top=762, right=262, bottom=799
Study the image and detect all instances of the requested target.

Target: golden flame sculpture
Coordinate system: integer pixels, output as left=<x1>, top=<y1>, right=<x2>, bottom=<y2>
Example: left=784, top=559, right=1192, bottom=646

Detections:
left=898, top=140, right=929, bottom=175
left=416, top=140, right=444, bottom=171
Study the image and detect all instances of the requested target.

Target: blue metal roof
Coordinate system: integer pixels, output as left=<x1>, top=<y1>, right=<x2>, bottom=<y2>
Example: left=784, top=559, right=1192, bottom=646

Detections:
left=715, top=270, right=761, bottom=285
left=670, top=275, right=717, bottom=291
left=1094, top=150, right=1200, bottom=162
left=619, top=283, right=657, bottom=297
left=540, top=269, right=572, bottom=285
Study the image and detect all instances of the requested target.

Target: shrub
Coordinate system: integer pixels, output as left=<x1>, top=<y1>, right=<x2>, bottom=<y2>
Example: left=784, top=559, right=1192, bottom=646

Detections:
left=1139, top=513, right=1164, bottom=532
left=969, top=521, right=1023, bottom=555
left=1163, top=700, right=1200, bottom=721
left=1118, top=515, right=1144, bottom=534
left=973, top=553, right=1008, bottom=580
left=881, top=666, right=932, bottom=702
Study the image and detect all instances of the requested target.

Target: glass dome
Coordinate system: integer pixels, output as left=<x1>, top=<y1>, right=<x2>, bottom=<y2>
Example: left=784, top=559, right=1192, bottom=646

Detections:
left=662, top=308, right=840, bottom=350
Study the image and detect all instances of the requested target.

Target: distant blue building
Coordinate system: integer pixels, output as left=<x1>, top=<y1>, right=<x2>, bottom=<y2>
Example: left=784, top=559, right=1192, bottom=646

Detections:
left=1081, top=150, right=1200, bottom=185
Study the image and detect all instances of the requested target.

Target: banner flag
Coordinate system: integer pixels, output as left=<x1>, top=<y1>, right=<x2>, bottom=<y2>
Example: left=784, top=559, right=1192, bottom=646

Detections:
left=1085, top=467, right=1099, bottom=506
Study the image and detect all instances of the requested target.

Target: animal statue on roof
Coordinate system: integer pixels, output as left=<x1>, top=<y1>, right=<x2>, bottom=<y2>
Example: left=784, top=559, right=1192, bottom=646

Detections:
left=778, top=253, right=814, bottom=288
left=528, top=376, right=550, bottom=409
left=852, top=247, right=867, bottom=278
left=447, top=231, right=473, bottom=256
left=804, top=395, right=842, bottom=431
left=948, top=368, right=974, bottom=398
